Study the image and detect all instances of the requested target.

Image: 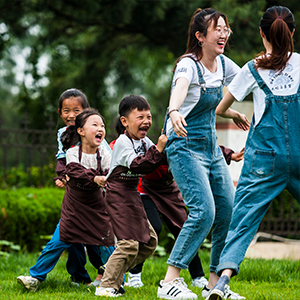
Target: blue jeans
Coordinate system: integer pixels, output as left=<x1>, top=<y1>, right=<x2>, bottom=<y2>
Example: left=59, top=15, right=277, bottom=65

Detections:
left=30, top=222, right=115, bottom=282
left=166, top=131, right=234, bottom=272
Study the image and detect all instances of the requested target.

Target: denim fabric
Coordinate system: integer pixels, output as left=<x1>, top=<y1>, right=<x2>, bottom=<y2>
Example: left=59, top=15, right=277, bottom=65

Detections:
left=216, top=61, right=300, bottom=277
left=30, top=221, right=75, bottom=281
left=30, top=221, right=115, bottom=282
left=165, top=57, right=235, bottom=272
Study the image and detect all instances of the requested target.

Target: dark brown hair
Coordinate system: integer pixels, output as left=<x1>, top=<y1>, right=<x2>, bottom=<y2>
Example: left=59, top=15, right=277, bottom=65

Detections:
left=61, top=108, right=104, bottom=151
left=255, top=6, right=295, bottom=72
left=175, top=8, right=230, bottom=67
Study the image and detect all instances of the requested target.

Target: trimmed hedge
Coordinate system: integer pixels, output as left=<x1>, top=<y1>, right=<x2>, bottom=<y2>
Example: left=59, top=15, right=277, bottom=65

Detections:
left=0, top=188, right=64, bottom=252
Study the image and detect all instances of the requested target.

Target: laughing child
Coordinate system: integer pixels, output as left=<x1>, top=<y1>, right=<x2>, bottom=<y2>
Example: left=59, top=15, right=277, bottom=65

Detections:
left=95, top=95, right=167, bottom=297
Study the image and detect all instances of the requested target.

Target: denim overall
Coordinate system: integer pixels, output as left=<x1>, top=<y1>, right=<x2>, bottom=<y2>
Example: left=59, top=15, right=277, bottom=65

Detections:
left=216, top=61, right=300, bottom=277
left=165, top=56, right=235, bottom=272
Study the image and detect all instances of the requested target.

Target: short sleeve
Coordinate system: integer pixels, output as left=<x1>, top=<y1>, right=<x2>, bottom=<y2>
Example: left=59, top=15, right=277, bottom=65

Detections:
left=223, top=56, right=241, bottom=86
left=228, top=63, right=257, bottom=102
left=173, top=57, right=197, bottom=85
left=66, top=146, right=80, bottom=165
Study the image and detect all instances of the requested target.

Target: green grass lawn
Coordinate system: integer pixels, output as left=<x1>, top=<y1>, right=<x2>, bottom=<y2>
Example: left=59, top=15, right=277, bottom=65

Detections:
left=1, top=250, right=300, bottom=299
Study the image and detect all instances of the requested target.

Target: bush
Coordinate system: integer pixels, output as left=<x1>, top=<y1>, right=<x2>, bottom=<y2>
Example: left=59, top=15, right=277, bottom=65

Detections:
left=0, top=163, right=57, bottom=189
left=0, top=188, right=64, bottom=252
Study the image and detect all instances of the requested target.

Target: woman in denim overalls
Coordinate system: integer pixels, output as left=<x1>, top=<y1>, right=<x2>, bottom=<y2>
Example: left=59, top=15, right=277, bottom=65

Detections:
left=157, top=8, right=246, bottom=300
left=208, top=6, right=300, bottom=300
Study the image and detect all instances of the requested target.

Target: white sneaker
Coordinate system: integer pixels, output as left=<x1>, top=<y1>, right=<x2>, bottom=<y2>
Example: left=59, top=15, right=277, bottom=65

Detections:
left=95, top=286, right=121, bottom=297
left=224, top=286, right=245, bottom=300
left=191, top=276, right=208, bottom=288
left=127, top=272, right=143, bottom=288
left=89, top=279, right=102, bottom=287
left=17, top=275, right=40, bottom=292
left=202, top=285, right=245, bottom=300
left=157, top=277, right=198, bottom=299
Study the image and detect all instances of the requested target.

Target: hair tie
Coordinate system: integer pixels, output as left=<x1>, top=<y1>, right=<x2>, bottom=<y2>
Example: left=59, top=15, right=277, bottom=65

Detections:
left=277, top=16, right=283, bottom=19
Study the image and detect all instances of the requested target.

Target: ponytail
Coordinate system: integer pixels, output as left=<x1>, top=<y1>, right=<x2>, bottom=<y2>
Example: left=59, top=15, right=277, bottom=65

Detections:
left=256, top=6, right=295, bottom=72
left=61, top=126, right=80, bottom=151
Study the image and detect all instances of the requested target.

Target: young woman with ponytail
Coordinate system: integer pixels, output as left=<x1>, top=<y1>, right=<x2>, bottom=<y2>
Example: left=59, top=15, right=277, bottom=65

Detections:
left=207, top=6, right=299, bottom=300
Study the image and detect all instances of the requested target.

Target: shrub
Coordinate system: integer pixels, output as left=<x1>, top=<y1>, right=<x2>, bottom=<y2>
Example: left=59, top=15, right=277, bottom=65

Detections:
left=0, top=188, right=64, bottom=252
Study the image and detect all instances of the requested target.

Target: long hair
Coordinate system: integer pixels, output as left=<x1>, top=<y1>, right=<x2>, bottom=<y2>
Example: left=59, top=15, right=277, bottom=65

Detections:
left=255, top=6, right=295, bottom=72
left=174, top=8, right=230, bottom=68
left=61, top=108, right=103, bottom=151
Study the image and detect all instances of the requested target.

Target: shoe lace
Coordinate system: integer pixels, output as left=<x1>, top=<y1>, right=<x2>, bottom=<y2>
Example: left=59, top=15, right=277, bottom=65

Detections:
left=174, top=278, right=190, bottom=292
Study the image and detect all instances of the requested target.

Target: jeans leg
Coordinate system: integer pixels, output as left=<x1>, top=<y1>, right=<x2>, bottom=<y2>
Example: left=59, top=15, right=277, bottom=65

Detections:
left=209, top=158, right=235, bottom=272
left=29, top=222, right=70, bottom=281
left=216, top=168, right=286, bottom=276
left=167, top=155, right=215, bottom=269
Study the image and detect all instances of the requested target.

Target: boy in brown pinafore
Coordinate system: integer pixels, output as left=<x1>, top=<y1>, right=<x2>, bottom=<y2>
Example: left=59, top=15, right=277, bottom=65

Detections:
left=95, top=95, right=167, bottom=297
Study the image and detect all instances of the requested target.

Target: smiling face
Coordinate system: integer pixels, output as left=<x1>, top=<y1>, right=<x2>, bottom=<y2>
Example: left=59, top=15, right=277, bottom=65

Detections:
left=200, top=16, right=230, bottom=58
left=120, top=108, right=152, bottom=140
left=59, top=97, right=84, bottom=126
left=77, top=114, right=106, bottom=153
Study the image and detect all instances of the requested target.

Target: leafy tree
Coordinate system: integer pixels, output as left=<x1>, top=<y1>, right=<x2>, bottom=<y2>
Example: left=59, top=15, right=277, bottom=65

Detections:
left=0, top=0, right=300, bottom=135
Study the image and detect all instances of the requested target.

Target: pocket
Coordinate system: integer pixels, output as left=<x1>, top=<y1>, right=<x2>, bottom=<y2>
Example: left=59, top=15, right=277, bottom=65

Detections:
left=251, top=149, right=275, bottom=178
left=186, top=137, right=207, bottom=159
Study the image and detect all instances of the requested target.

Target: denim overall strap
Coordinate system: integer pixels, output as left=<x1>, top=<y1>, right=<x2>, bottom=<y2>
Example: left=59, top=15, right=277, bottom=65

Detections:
left=247, top=60, right=273, bottom=96
left=192, top=55, right=225, bottom=88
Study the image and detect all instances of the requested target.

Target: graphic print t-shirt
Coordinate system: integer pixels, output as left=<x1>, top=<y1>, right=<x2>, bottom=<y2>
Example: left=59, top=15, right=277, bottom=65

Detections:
left=228, top=52, right=300, bottom=126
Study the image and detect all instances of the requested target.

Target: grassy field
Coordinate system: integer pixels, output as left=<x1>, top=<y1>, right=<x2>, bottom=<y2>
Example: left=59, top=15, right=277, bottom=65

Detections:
left=1, top=250, right=300, bottom=299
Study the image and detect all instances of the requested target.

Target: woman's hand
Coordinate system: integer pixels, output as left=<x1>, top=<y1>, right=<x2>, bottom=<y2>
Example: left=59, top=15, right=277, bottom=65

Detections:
left=170, top=111, right=187, bottom=138
left=233, top=113, right=250, bottom=131
left=94, top=176, right=107, bottom=188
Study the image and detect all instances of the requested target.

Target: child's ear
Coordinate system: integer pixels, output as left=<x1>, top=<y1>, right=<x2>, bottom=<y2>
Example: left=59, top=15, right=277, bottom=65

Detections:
left=120, top=116, right=128, bottom=128
left=58, top=109, right=61, bottom=116
left=77, top=127, right=85, bottom=136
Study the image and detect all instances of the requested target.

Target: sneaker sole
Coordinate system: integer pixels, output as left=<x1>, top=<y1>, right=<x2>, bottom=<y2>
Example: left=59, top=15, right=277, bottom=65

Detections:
left=206, top=290, right=224, bottom=300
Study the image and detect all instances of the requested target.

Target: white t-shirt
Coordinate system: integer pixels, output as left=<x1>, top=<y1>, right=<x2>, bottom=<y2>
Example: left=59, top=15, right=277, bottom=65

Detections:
left=107, top=134, right=154, bottom=178
left=66, top=144, right=111, bottom=173
left=228, top=52, right=300, bottom=126
left=166, top=55, right=240, bottom=136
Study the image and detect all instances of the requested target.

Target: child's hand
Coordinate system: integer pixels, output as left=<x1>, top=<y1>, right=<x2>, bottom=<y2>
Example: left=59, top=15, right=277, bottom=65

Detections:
left=231, top=147, right=245, bottom=162
left=156, top=134, right=168, bottom=153
left=55, top=179, right=65, bottom=188
left=94, top=176, right=107, bottom=188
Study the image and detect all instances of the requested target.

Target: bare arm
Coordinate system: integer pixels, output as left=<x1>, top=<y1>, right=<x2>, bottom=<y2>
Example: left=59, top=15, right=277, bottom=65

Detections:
left=169, top=77, right=189, bottom=137
left=216, top=91, right=250, bottom=131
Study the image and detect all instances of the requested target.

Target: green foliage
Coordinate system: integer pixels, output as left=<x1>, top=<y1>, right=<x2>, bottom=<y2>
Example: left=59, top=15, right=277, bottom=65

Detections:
left=0, top=187, right=64, bottom=252
left=0, top=240, right=20, bottom=257
left=0, top=163, right=57, bottom=189
left=4, top=0, right=300, bottom=133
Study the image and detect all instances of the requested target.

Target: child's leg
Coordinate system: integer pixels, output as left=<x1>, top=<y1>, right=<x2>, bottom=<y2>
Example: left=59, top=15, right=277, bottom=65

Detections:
left=100, top=239, right=139, bottom=290
left=29, top=222, right=70, bottom=281
left=67, top=243, right=92, bottom=283
left=126, top=221, right=158, bottom=271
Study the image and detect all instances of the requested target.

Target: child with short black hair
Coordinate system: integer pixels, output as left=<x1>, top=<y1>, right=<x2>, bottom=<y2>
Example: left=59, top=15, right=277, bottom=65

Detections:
left=95, top=95, right=167, bottom=297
